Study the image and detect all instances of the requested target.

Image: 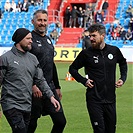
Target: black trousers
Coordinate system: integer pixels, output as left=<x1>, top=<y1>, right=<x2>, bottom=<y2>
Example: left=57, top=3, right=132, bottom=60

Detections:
left=27, top=89, right=66, bottom=133
left=86, top=100, right=116, bottom=133
left=3, top=108, right=31, bottom=133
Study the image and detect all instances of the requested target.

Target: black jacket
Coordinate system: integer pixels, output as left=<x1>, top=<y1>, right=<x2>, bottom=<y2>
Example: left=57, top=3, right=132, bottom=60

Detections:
left=82, top=36, right=91, bottom=49
left=69, top=44, right=127, bottom=103
left=30, top=31, right=60, bottom=90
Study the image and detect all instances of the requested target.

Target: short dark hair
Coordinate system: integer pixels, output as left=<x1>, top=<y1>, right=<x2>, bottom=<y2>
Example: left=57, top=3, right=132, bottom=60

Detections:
left=88, top=23, right=106, bottom=35
left=33, top=9, right=48, bottom=18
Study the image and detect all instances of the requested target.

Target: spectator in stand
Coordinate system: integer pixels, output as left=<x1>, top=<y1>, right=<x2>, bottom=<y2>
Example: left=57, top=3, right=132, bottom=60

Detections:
left=64, top=6, right=71, bottom=27
left=36, top=0, right=43, bottom=6
left=126, top=4, right=133, bottom=18
left=77, top=7, right=84, bottom=28
left=4, top=0, right=11, bottom=12
left=115, top=24, right=122, bottom=37
left=87, top=14, right=94, bottom=28
left=16, top=0, right=22, bottom=12
left=50, top=29, right=59, bottom=42
left=87, top=3, right=95, bottom=17
left=128, top=17, right=133, bottom=31
left=125, top=28, right=132, bottom=41
left=21, top=0, right=30, bottom=12
left=84, top=7, right=92, bottom=29
left=107, top=23, right=115, bottom=35
left=95, top=10, right=104, bottom=24
left=111, top=29, right=120, bottom=40
left=102, top=0, right=109, bottom=20
left=119, top=27, right=126, bottom=40
left=10, top=0, right=17, bottom=12
left=29, top=0, right=36, bottom=6
left=69, top=6, right=78, bottom=28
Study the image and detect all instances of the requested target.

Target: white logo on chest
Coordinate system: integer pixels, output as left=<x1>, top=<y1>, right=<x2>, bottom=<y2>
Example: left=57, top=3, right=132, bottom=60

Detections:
left=14, top=61, right=19, bottom=65
left=93, top=56, right=99, bottom=63
left=36, top=40, right=42, bottom=46
left=108, top=54, right=113, bottom=60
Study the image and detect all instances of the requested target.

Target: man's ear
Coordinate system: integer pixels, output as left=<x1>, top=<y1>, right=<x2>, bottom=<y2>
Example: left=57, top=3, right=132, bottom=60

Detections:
left=102, top=33, right=106, bottom=39
left=31, top=19, right=34, bottom=24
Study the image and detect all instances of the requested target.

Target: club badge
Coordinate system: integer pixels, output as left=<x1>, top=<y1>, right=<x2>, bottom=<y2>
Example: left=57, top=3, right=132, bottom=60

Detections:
left=108, top=54, right=113, bottom=60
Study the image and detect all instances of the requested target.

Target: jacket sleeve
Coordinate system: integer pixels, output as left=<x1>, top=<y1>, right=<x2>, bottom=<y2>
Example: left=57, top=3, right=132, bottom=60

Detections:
left=117, top=48, right=128, bottom=83
left=69, top=50, right=88, bottom=86
left=0, top=55, right=7, bottom=86
left=33, top=62, right=54, bottom=99
left=53, top=62, right=61, bottom=89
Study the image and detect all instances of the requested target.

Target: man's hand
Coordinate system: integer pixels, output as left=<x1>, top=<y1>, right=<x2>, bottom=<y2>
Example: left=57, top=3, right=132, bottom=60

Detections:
left=56, top=89, right=62, bottom=100
left=32, top=85, right=42, bottom=98
left=115, top=79, right=124, bottom=88
left=50, top=96, right=60, bottom=112
left=85, top=79, right=94, bottom=88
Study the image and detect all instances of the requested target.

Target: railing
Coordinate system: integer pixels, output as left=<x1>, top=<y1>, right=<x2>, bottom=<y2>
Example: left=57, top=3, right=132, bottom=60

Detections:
left=48, top=10, right=64, bottom=25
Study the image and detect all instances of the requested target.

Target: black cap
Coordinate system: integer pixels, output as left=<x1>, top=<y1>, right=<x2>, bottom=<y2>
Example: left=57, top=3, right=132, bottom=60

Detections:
left=12, top=28, right=30, bottom=45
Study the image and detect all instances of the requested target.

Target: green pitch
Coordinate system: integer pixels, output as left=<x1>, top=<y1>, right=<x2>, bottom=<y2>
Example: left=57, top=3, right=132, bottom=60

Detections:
left=0, top=63, right=133, bottom=133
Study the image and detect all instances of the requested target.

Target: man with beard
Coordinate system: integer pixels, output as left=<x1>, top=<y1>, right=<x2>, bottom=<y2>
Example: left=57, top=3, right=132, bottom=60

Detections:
left=0, top=28, right=60, bottom=133
left=27, top=10, right=66, bottom=133
left=69, top=23, right=127, bottom=133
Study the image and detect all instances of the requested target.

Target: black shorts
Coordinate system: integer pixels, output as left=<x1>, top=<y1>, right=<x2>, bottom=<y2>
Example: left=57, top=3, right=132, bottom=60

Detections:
left=30, top=89, right=63, bottom=118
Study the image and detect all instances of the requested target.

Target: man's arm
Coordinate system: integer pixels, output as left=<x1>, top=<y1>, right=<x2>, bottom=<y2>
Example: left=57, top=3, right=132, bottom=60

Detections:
left=33, top=63, right=60, bottom=111
left=53, top=62, right=62, bottom=100
left=117, top=48, right=128, bottom=84
left=69, top=51, right=88, bottom=86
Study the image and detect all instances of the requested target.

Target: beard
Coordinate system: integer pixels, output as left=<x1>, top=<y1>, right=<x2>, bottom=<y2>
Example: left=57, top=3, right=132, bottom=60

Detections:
left=21, top=45, right=31, bottom=52
left=91, top=39, right=103, bottom=49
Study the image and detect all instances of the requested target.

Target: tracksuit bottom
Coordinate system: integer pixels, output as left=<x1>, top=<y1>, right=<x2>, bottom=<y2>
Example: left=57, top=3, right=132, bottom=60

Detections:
left=86, top=101, right=116, bottom=133
left=3, top=108, right=30, bottom=133
left=27, top=89, right=66, bottom=133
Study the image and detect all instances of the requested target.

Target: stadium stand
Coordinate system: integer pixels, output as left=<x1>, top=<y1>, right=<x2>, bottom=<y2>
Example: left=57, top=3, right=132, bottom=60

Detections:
left=0, top=0, right=133, bottom=48
left=0, top=0, right=62, bottom=46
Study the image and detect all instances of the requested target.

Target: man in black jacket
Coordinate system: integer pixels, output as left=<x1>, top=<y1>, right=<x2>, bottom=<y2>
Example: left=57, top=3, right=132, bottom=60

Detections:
left=69, top=23, right=127, bottom=133
left=82, top=29, right=91, bottom=79
left=27, top=10, right=66, bottom=133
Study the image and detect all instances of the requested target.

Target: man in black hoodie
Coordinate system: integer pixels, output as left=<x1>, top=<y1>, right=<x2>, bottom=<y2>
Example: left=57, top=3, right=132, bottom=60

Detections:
left=69, top=23, right=127, bottom=133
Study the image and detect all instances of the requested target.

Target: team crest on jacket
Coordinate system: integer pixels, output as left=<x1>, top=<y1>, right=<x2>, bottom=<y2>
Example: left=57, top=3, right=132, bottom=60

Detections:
left=47, top=39, right=51, bottom=44
left=108, top=54, right=113, bottom=60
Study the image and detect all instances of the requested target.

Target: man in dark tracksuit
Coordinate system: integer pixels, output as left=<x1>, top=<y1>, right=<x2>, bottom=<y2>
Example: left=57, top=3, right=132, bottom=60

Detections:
left=27, top=10, right=66, bottom=133
left=82, top=29, right=92, bottom=79
left=0, top=28, right=60, bottom=133
left=69, top=24, right=127, bottom=133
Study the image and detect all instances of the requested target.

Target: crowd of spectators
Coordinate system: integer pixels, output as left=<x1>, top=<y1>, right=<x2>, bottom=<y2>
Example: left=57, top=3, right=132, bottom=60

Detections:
left=3, top=0, right=43, bottom=13
left=106, top=22, right=133, bottom=43
left=64, top=4, right=97, bottom=29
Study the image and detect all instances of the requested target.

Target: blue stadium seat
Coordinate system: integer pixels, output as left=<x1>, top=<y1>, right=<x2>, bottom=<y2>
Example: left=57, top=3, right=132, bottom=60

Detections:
left=76, top=42, right=82, bottom=48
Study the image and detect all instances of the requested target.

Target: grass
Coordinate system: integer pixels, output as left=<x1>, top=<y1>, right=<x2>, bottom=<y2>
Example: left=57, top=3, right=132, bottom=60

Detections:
left=0, top=62, right=133, bottom=133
